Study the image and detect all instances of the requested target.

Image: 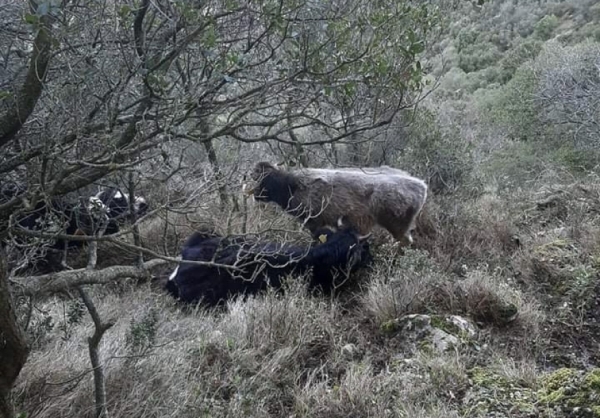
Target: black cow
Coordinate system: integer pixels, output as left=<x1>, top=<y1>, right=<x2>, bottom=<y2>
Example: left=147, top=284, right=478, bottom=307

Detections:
left=165, top=220, right=373, bottom=307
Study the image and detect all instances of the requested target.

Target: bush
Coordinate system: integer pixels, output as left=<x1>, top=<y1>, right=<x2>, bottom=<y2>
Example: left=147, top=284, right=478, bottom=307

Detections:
left=458, top=42, right=503, bottom=73
left=478, top=65, right=540, bottom=143
left=397, top=108, right=478, bottom=196
left=498, top=38, right=542, bottom=83
left=533, top=40, right=600, bottom=154
left=533, top=15, right=559, bottom=40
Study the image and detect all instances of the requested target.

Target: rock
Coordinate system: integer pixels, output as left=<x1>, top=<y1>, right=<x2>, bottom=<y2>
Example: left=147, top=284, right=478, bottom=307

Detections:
left=390, top=314, right=477, bottom=354
left=341, top=343, right=361, bottom=360
left=430, top=327, right=460, bottom=352
left=447, top=315, right=478, bottom=338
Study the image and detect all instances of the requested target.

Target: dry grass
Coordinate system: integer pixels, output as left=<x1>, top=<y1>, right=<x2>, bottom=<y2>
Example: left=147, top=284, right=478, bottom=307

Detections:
left=414, top=193, right=522, bottom=274
left=14, top=275, right=501, bottom=418
left=361, top=248, right=544, bottom=340
left=12, top=173, right=600, bottom=418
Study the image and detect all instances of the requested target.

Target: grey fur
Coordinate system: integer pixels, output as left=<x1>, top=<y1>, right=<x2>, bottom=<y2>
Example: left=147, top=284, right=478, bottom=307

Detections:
left=245, top=162, right=428, bottom=245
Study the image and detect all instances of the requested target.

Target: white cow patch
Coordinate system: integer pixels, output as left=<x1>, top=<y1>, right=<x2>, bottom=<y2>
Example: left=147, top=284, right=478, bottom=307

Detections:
left=168, top=266, right=179, bottom=281
left=87, top=196, right=108, bottom=212
left=114, top=190, right=124, bottom=199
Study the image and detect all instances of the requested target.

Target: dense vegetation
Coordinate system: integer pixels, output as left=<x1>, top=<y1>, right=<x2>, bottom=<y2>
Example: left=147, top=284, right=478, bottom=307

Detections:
left=2, top=0, right=600, bottom=417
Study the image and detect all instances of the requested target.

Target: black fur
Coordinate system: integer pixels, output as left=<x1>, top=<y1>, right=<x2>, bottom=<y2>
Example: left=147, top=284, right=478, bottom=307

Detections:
left=165, top=226, right=372, bottom=307
left=95, top=187, right=149, bottom=221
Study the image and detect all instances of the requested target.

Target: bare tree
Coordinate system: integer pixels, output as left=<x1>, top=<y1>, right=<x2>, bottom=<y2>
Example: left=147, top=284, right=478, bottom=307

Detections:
left=0, top=0, right=441, bottom=416
left=534, top=40, right=600, bottom=153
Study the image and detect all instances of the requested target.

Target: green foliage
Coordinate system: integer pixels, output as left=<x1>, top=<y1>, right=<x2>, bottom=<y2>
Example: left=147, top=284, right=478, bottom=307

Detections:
left=531, top=40, right=600, bottom=156
left=126, top=308, right=160, bottom=355
left=58, top=299, right=86, bottom=341
left=396, top=248, right=440, bottom=276
left=464, top=366, right=538, bottom=416
left=302, top=2, right=440, bottom=105
left=478, top=65, right=539, bottom=142
left=498, top=38, right=542, bottom=83
left=482, top=141, right=546, bottom=190
left=400, top=108, right=477, bottom=195
left=538, top=368, right=600, bottom=416
left=553, top=146, right=599, bottom=174
left=458, top=42, right=502, bottom=73
left=534, top=15, right=559, bottom=41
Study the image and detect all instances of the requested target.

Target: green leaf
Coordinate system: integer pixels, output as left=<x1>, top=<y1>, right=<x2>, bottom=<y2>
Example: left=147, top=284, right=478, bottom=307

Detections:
left=24, top=13, right=39, bottom=24
left=343, top=82, right=356, bottom=98
left=203, top=25, right=217, bottom=48
left=118, top=5, right=131, bottom=19
left=412, top=41, right=425, bottom=55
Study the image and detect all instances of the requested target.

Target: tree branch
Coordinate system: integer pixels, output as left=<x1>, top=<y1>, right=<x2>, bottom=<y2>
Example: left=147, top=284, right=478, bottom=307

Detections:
left=0, top=14, right=55, bottom=147
left=10, top=258, right=167, bottom=297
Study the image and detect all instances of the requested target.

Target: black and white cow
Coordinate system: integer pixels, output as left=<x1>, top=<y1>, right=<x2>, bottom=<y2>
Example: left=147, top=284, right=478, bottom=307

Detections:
left=165, top=218, right=373, bottom=307
left=1, top=184, right=148, bottom=273
left=94, top=187, right=149, bottom=222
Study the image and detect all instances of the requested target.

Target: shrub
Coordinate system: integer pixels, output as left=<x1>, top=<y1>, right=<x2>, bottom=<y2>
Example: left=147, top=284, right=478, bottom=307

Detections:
left=498, top=38, right=542, bottom=83
left=458, top=42, right=503, bottom=73
left=533, top=40, right=600, bottom=154
left=478, top=65, right=540, bottom=143
left=397, top=108, right=478, bottom=195
left=533, top=15, right=559, bottom=40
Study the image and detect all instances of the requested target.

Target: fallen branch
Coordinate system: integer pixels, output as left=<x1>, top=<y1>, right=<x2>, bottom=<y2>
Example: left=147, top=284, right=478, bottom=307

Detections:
left=10, top=258, right=167, bottom=297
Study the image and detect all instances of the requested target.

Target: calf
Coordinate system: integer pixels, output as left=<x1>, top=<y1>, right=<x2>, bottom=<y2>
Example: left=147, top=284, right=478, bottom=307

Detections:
left=165, top=219, right=372, bottom=306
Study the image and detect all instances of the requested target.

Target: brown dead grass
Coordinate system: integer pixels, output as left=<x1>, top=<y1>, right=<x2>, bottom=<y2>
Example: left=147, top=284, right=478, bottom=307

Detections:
left=13, top=172, right=600, bottom=418
left=15, top=271, right=540, bottom=418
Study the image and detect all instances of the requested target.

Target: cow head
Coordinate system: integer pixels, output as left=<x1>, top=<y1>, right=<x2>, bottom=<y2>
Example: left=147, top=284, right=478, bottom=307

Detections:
left=332, top=217, right=372, bottom=270
left=95, top=187, right=149, bottom=220
left=243, top=162, right=300, bottom=207
left=313, top=216, right=371, bottom=244
left=242, top=162, right=277, bottom=196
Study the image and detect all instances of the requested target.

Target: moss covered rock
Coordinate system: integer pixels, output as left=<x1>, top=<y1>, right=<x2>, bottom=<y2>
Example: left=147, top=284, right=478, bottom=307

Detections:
left=383, top=314, right=477, bottom=355
left=461, top=366, right=600, bottom=417
left=538, top=368, right=600, bottom=417
left=462, top=367, right=538, bottom=417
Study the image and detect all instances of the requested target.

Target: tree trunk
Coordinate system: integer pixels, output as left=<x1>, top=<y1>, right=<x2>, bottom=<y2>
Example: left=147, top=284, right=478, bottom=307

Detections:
left=77, top=287, right=114, bottom=418
left=0, top=14, right=54, bottom=147
left=202, top=134, right=229, bottom=210
left=0, top=247, right=29, bottom=418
